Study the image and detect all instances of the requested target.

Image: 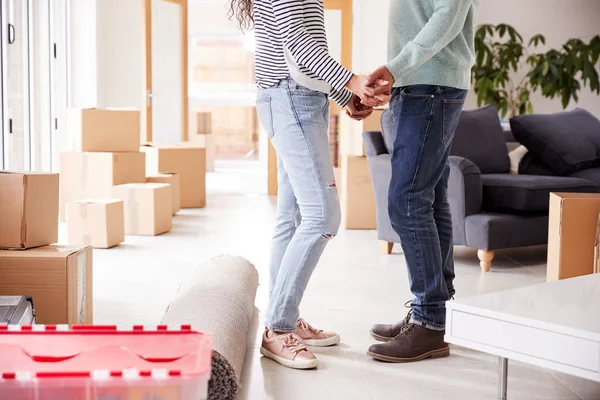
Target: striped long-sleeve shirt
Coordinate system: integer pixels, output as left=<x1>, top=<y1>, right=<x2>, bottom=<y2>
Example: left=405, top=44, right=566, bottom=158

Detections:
left=253, top=0, right=354, bottom=106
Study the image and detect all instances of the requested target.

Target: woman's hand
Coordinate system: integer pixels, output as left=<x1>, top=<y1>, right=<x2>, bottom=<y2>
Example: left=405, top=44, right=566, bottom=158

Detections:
left=346, top=94, right=374, bottom=121
left=346, top=75, right=390, bottom=107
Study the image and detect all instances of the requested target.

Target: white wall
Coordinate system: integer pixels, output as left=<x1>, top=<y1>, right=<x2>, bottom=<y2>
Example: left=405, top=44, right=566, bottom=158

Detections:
left=352, top=0, right=389, bottom=75
left=69, top=0, right=144, bottom=110
left=352, top=0, right=600, bottom=116
left=96, top=0, right=144, bottom=109
left=69, top=0, right=97, bottom=108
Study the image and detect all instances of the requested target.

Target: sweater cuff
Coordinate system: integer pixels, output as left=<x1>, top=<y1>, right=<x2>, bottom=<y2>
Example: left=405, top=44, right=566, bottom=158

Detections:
left=330, top=88, right=353, bottom=107
left=385, top=55, right=410, bottom=85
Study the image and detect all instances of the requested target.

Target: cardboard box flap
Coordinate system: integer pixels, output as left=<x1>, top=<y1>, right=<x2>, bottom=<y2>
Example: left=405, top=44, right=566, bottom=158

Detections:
left=115, top=183, right=169, bottom=191
left=0, top=171, right=58, bottom=177
left=0, top=245, right=88, bottom=259
left=553, top=192, right=600, bottom=200
left=147, top=172, right=178, bottom=178
left=74, top=199, right=123, bottom=206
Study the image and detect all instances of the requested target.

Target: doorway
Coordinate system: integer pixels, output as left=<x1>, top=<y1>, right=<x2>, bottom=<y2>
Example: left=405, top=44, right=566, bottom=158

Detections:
left=143, top=0, right=188, bottom=143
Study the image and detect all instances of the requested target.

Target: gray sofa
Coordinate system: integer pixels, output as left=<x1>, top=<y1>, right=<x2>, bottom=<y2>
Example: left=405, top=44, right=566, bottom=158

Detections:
left=364, top=105, right=599, bottom=271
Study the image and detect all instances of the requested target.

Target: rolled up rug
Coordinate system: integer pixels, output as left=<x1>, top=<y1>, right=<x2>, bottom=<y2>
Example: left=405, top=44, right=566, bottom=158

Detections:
left=162, top=255, right=259, bottom=399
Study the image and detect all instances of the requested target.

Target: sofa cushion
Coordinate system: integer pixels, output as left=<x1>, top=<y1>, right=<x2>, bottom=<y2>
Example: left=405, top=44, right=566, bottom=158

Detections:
left=451, top=105, right=510, bottom=174
left=381, top=108, right=395, bottom=153
left=511, top=108, right=600, bottom=175
left=518, top=151, right=559, bottom=176
left=465, top=213, right=549, bottom=251
left=481, top=174, right=598, bottom=212
left=570, top=168, right=600, bottom=187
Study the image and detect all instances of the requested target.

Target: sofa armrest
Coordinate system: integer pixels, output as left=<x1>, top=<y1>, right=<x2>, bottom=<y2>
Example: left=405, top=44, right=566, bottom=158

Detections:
left=365, top=153, right=401, bottom=243
left=449, top=156, right=483, bottom=246
left=362, top=131, right=388, bottom=156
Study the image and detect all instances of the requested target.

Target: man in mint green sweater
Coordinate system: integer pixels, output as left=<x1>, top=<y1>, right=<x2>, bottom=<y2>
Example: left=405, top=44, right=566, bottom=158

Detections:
left=364, top=0, right=480, bottom=362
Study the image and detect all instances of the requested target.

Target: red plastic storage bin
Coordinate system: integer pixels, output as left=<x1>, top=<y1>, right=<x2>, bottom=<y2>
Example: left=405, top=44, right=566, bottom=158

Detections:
left=0, top=324, right=213, bottom=400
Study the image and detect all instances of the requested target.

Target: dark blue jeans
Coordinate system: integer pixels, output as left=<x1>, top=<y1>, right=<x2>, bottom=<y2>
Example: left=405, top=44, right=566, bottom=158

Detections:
left=388, top=85, right=467, bottom=330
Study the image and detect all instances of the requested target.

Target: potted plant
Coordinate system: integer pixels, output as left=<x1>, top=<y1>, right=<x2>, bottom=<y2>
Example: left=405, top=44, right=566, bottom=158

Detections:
left=472, top=24, right=600, bottom=118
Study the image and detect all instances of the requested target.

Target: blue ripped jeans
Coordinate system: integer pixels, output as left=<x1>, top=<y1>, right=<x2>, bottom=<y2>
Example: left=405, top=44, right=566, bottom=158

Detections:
left=388, top=85, right=467, bottom=330
left=256, top=79, right=341, bottom=332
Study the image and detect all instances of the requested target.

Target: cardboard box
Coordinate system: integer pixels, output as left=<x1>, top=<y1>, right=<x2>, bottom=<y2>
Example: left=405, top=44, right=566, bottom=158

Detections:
left=547, top=193, right=600, bottom=281
left=66, top=199, right=125, bottom=249
left=141, top=143, right=206, bottom=208
left=68, top=108, right=140, bottom=153
left=594, top=211, right=600, bottom=274
left=339, top=108, right=385, bottom=157
left=147, top=173, right=181, bottom=215
left=113, top=183, right=172, bottom=236
left=0, top=172, right=59, bottom=249
left=196, top=112, right=212, bottom=134
left=340, top=156, right=377, bottom=230
left=60, top=152, right=146, bottom=221
left=0, top=245, right=93, bottom=325
left=189, top=133, right=215, bottom=172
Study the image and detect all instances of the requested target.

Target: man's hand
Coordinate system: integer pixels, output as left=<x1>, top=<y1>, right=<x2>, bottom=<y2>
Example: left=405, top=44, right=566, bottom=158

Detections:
left=346, top=94, right=373, bottom=121
left=345, top=75, right=385, bottom=106
left=363, top=66, right=395, bottom=107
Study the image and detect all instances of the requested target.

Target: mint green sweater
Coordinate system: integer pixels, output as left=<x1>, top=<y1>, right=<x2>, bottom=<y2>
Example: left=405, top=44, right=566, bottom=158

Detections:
left=386, top=0, right=480, bottom=90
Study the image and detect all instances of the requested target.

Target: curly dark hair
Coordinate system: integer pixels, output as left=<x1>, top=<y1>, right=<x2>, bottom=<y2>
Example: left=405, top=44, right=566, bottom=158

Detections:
left=228, top=0, right=254, bottom=31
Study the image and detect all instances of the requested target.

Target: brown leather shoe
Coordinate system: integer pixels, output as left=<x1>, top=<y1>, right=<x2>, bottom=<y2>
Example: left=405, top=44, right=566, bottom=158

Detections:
left=367, top=324, right=450, bottom=363
left=370, top=303, right=413, bottom=342
left=370, top=310, right=412, bottom=342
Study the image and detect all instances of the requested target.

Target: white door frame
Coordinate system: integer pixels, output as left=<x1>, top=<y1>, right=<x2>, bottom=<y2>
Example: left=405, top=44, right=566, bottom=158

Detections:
left=50, top=0, right=69, bottom=172
left=143, top=0, right=189, bottom=143
left=0, top=0, right=7, bottom=168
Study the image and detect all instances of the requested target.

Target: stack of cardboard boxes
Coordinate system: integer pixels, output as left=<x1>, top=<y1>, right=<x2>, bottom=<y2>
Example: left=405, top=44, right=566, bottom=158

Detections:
left=0, top=172, right=93, bottom=325
left=60, top=109, right=176, bottom=244
left=141, top=143, right=207, bottom=209
left=338, top=108, right=385, bottom=230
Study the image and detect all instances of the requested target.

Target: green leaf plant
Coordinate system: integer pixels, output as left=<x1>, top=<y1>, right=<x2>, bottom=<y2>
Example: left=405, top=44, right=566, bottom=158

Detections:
left=472, top=24, right=600, bottom=119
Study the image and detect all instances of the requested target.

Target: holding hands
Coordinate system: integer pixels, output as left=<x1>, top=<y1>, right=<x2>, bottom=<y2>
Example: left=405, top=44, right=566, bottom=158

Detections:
left=344, top=66, right=395, bottom=120
left=364, top=66, right=395, bottom=107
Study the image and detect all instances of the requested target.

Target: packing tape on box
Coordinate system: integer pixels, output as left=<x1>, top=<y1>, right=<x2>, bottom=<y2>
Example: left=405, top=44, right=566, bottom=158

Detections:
left=79, top=203, right=88, bottom=219
left=77, top=250, right=87, bottom=324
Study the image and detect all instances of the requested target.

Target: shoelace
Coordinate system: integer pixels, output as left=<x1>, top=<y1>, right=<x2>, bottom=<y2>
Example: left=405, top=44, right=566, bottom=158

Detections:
left=403, top=300, right=413, bottom=324
left=399, top=323, right=416, bottom=336
left=297, top=318, right=322, bottom=334
left=281, top=334, right=308, bottom=353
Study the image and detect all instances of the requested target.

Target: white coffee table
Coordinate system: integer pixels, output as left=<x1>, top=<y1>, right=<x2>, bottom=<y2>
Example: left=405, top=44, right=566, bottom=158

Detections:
left=445, top=274, right=600, bottom=400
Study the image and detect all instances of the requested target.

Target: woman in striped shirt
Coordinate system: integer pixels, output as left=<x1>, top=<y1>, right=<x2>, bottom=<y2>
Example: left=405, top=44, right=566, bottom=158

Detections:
left=230, top=0, right=384, bottom=369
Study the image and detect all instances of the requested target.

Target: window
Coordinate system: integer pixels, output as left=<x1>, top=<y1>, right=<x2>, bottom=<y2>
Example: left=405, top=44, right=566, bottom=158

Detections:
left=188, top=0, right=257, bottom=161
left=0, top=0, right=68, bottom=172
